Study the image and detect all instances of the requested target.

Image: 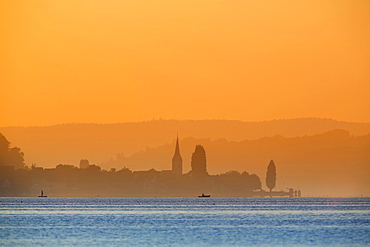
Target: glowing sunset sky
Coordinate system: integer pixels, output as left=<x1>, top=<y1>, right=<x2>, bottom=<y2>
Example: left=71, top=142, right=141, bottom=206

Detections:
left=1, top=0, right=369, bottom=127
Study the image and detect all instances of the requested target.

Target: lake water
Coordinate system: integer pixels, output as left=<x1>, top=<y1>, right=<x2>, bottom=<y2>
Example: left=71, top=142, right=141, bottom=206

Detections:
left=1, top=197, right=369, bottom=246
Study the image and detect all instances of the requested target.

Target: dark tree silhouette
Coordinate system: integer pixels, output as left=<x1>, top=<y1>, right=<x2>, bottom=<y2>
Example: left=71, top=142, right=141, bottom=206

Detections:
left=0, top=133, right=25, bottom=169
left=266, top=160, right=276, bottom=192
left=191, top=145, right=207, bottom=176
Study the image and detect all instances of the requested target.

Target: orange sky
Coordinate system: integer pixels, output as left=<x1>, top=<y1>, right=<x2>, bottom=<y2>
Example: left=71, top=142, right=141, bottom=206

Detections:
left=1, top=0, right=369, bottom=127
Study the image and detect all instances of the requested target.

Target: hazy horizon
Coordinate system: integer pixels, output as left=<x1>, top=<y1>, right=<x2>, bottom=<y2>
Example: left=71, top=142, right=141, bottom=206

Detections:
left=1, top=1, right=369, bottom=246
left=1, top=1, right=369, bottom=198
left=1, top=118, right=369, bottom=197
left=1, top=117, right=370, bottom=128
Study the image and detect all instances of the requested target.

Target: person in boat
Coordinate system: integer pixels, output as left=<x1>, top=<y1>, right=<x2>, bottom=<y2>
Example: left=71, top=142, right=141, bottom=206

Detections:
left=199, top=193, right=211, bottom=197
left=39, top=190, right=47, bottom=197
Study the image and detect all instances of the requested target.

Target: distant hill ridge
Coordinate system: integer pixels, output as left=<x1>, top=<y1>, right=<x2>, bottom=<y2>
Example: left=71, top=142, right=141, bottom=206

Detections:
left=2, top=117, right=369, bottom=137
left=101, top=128, right=369, bottom=172
left=0, top=118, right=369, bottom=168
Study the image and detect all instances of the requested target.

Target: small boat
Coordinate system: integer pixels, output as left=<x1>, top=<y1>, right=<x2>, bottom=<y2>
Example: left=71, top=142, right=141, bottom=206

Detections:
left=198, top=193, right=211, bottom=198
left=38, top=190, right=47, bottom=197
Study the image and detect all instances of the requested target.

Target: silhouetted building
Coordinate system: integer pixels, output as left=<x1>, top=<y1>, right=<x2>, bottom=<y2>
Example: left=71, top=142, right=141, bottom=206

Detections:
left=191, top=145, right=207, bottom=176
left=172, top=136, right=182, bottom=176
left=79, top=159, right=89, bottom=169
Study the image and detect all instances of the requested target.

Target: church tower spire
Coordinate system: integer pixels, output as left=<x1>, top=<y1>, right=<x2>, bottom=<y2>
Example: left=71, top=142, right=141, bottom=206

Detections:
left=172, top=135, right=182, bottom=176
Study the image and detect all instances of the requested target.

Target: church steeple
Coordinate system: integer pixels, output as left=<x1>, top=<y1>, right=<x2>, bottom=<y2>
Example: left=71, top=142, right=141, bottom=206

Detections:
left=172, top=135, right=182, bottom=176
left=174, top=135, right=181, bottom=157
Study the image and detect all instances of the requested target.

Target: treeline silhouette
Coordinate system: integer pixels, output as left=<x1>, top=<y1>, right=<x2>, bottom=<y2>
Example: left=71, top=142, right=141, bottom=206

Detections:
left=0, top=133, right=25, bottom=169
left=0, top=133, right=262, bottom=197
left=0, top=163, right=262, bottom=197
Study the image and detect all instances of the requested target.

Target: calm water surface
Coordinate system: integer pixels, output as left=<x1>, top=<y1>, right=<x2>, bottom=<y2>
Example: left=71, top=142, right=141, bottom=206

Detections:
left=1, top=197, right=369, bottom=246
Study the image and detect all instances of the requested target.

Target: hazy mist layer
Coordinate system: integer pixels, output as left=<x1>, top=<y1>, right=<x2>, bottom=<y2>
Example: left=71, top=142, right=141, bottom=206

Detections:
left=1, top=119, right=369, bottom=197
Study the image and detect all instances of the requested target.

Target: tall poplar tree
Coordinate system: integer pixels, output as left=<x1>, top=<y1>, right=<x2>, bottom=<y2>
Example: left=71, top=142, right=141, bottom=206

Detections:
left=266, top=160, right=276, bottom=192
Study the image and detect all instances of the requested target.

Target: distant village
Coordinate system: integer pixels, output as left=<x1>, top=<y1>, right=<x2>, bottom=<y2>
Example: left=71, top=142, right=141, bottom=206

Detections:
left=0, top=134, right=301, bottom=197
